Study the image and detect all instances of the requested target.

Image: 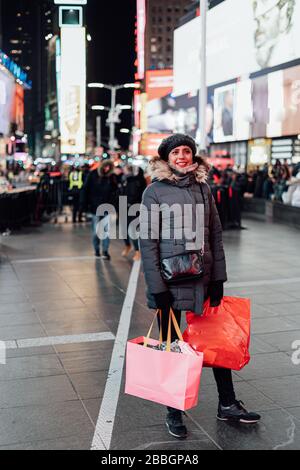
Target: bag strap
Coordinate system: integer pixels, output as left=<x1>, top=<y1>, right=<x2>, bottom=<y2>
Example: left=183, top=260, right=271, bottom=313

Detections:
left=166, top=308, right=184, bottom=352
left=143, top=310, right=162, bottom=348
left=143, top=308, right=183, bottom=350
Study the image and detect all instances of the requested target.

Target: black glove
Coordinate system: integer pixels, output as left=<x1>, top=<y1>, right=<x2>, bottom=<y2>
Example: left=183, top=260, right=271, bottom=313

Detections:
left=153, top=291, right=173, bottom=311
left=208, top=281, right=224, bottom=307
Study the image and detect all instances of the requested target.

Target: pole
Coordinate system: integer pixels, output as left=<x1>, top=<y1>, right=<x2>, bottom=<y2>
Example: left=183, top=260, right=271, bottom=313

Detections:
left=199, top=0, right=207, bottom=152
left=96, top=115, right=102, bottom=147
left=109, top=86, right=116, bottom=152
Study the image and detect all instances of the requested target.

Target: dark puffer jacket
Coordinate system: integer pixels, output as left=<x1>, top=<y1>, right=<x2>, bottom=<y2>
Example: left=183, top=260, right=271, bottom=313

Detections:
left=139, top=156, right=227, bottom=315
left=80, top=161, right=118, bottom=215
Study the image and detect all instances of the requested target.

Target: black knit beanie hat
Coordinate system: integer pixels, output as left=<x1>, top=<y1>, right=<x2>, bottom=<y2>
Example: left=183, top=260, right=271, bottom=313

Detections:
left=158, top=133, right=197, bottom=161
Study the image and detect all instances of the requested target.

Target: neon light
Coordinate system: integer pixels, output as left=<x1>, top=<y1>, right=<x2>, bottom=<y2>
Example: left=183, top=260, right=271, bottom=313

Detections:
left=136, top=0, right=146, bottom=80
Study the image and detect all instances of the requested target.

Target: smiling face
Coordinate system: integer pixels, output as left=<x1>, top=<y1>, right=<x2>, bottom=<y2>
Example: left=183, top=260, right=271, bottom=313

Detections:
left=168, top=145, right=193, bottom=170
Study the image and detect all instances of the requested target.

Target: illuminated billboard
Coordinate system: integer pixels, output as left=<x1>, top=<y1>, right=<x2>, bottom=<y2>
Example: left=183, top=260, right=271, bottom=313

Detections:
left=60, top=27, right=86, bottom=154
left=54, top=1, right=87, bottom=4
left=136, top=0, right=146, bottom=80
left=140, top=133, right=171, bottom=157
left=174, top=0, right=300, bottom=96
left=0, top=69, right=15, bottom=136
left=13, top=84, right=24, bottom=132
left=212, top=64, right=300, bottom=143
left=144, top=70, right=199, bottom=137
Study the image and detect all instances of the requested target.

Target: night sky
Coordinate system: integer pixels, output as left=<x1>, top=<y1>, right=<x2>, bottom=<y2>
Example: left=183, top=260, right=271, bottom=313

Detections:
left=86, top=0, right=136, bottom=150
left=1, top=0, right=137, bottom=151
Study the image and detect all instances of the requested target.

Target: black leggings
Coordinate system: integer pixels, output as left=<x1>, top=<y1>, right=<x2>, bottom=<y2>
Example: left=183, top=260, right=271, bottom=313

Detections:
left=158, top=308, right=236, bottom=408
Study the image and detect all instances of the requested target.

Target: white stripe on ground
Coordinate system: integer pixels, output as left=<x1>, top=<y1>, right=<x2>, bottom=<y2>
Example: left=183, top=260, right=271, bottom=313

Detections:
left=4, top=332, right=115, bottom=350
left=12, top=256, right=99, bottom=264
left=91, top=260, right=141, bottom=451
left=226, top=278, right=300, bottom=288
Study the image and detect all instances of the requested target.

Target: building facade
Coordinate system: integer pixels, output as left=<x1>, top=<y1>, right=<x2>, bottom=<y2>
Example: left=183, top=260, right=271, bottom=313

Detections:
left=145, top=0, right=193, bottom=70
left=1, top=0, right=57, bottom=158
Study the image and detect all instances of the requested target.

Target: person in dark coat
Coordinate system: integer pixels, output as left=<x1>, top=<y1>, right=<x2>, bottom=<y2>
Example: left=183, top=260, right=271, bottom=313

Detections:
left=81, top=160, right=117, bottom=260
left=121, top=164, right=147, bottom=261
left=139, top=134, right=260, bottom=439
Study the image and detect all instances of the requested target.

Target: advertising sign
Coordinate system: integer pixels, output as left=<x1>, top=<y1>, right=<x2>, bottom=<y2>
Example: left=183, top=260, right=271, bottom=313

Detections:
left=212, top=64, right=300, bottom=143
left=60, top=27, right=86, bottom=154
left=0, top=69, right=15, bottom=136
left=174, top=0, right=300, bottom=96
left=13, top=84, right=24, bottom=132
left=145, top=70, right=199, bottom=137
left=136, top=0, right=146, bottom=80
left=140, top=133, right=170, bottom=157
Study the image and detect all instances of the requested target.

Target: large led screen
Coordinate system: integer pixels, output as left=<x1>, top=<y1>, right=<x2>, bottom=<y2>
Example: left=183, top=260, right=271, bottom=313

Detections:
left=213, top=64, right=300, bottom=143
left=0, top=70, right=15, bottom=136
left=174, top=0, right=300, bottom=96
left=145, top=69, right=199, bottom=138
left=60, top=27, right=86, bottom=154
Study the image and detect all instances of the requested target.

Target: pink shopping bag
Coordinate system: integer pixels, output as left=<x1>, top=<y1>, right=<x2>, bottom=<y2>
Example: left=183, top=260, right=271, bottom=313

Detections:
left=125, top=310, right=203, bottom=411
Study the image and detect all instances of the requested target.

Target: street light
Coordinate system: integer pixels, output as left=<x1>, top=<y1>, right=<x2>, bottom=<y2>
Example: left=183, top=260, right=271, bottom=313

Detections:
left=120, top=128, right=130, bottom=134
left=88, top=82, right=137, bottom=151
left=91, top=105, right=109, bottom=111
left=119, top=105, right=132, bottom=110
left=88, top=83, right=105, bottom=88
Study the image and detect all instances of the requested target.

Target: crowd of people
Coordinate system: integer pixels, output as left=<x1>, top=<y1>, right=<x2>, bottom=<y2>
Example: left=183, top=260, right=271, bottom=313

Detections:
left=243, top=161, right=300, bottom=206
left=2, top=153, right=300, bottom=238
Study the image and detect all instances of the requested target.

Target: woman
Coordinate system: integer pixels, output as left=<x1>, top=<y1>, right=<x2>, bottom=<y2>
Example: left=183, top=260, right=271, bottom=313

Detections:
left=121, top=165, right=147, bottom=261
left=139, top=134, right=260, bottom=439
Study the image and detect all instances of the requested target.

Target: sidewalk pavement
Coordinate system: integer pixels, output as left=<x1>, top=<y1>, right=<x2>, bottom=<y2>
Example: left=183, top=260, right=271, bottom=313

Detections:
left=0, top=218, right=299, bottom=450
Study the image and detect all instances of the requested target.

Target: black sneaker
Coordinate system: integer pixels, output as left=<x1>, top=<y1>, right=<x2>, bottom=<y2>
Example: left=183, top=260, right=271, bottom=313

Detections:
left=102, top=252, right=111, bottom=260
left=217, top=400, right=261, bottom=424
left=166, top=410, right=187, bottom=439
left=95, top=250, right=101, bottom=258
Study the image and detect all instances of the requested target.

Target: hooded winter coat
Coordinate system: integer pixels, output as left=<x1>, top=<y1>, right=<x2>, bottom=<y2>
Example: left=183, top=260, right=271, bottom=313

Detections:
left=80, top=160, right=118, bottom=215
left=139, top=156, right=227, bottom=315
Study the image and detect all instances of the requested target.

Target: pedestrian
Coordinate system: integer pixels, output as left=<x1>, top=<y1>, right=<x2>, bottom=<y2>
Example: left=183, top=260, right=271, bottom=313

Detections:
left=139, top=133, right=260, bottom=439
left=68, top=167, right=84, bottom=223
left=121, top=164, right=147, bottom=261
left=80, top=159, right=117, bottom=260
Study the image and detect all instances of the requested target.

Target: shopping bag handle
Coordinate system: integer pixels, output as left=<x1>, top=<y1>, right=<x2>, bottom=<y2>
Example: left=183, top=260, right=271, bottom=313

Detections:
left=166, top=308, right=184, bottom=352
left=143, top=308, right=183, bottom=350
left=143, top=310, right=163, bottom=348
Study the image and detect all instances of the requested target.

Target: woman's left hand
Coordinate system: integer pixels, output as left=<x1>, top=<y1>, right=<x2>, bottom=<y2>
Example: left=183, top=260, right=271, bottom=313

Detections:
left=208, top=281, right=224, bottom=307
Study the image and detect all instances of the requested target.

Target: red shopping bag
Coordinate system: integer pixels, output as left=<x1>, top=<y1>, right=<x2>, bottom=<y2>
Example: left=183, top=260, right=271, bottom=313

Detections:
left=125, top=309, right=204, bottom=411
left=183, top=296, right=251, bottom=371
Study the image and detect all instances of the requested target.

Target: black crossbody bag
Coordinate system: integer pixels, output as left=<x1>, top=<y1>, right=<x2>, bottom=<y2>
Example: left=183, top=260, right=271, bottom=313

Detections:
left=160, top=184, right=206, bottom=284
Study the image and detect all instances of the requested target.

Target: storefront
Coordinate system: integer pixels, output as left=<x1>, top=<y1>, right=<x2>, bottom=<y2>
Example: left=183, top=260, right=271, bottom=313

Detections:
left=209, top=141, right=247, bottom=169
left=247, top=139, right=272, bottom=169
left=0, top=50, right=31, bottom=166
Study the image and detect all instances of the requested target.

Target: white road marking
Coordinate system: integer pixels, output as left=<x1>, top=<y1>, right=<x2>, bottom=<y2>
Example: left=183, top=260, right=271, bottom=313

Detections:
left=12, top=256, right=98, bottom=264
left=3, top=332, right=115, bottom=350
left=226, top=278, right=300, bottom=288
left=91, top=260, right=141, bottom=451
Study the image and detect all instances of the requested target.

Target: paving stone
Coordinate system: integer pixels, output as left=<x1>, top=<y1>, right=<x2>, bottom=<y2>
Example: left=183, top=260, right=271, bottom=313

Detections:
left=0, top=324, right=46, bottom=341
left=68, top=370, right=108, bottom=400
left=0, top=402, right=94, bottom=447
left=58, top=347, right=113, bottom=374
left=41, top=319, right=109, bottom=336
left=0, top=312, right=39, bottom=328
left=256, top=330, right=300, bottom=353
left=250, top=376, right=300, bottom=408
left=0, top=375, right=78, bottom=408
left=189, top=408, right=300, bottom=450
left=0, top=354, right=65, bottom=381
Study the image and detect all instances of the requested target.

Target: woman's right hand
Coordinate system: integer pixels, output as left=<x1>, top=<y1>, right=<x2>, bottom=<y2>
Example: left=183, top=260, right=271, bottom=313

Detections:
left=153, top=291, right=173, bottom=311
